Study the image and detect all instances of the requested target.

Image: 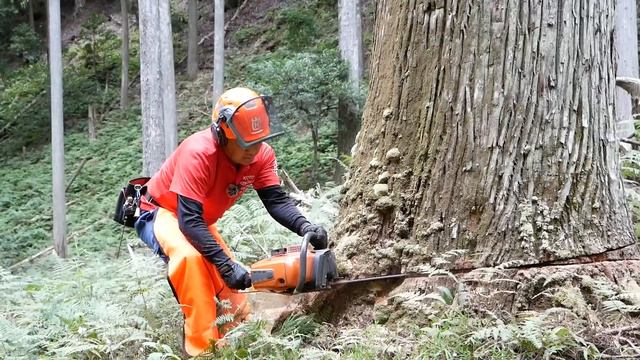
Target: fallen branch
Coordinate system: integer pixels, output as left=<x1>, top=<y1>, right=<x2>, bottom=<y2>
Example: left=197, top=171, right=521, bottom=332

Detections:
left=603, top=325, right=640, bottom=335
left=224, top=0, right=248, bottom=33
left=621, top=138, right=640, bottom=147
left=280, top=169, right=303, bottom=196
left=198, top=0, right=248, bottom=46
left=0, top=89, right=47, bottom=137
left=66, top=157, right=91, bottom=192
left=8, top=219, right=108, bottom=271
left=617, top=77, right=640, bottom=99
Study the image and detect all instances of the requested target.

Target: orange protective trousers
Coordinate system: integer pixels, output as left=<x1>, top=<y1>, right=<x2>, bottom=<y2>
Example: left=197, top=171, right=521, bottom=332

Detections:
left=153, top=208, right=250, bottom=356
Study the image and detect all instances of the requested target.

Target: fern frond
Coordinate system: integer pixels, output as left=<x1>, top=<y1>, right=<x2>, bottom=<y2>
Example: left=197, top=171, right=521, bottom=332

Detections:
left=275, top=314, right=319, bottom=339
left=215, top=313, right=235, bottom=327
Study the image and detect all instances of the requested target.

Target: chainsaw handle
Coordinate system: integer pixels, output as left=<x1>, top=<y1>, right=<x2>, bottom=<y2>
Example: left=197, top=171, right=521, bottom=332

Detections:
left=295, top=233, right=313, bottom=294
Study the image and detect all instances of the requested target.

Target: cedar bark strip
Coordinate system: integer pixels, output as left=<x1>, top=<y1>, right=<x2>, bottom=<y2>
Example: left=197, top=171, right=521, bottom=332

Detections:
left=336, top=0, right=638, bottom=273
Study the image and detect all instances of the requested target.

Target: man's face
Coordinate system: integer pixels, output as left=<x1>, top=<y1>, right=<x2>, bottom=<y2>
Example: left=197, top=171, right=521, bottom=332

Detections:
left=223, top=139, right=262, bottom=166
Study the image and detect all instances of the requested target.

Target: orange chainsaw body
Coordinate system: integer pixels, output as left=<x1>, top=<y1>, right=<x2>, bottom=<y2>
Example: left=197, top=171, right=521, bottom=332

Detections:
left=250, top=239, right=337, bottom=293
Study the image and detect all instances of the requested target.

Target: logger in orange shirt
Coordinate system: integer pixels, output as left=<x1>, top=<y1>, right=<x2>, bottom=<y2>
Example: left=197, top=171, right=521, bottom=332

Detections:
left=134, top=87, right=328, bottom=356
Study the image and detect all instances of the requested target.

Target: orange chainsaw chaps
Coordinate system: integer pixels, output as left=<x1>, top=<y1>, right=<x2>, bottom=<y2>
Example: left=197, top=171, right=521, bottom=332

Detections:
left=153, top=208, right=250, bottom=356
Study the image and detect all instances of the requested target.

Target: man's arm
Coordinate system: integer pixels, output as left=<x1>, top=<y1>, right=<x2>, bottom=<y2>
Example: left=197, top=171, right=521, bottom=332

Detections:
left=256, top=185, right=328, bottom=248
left=255, top=185, right=309, bottom=235
left=177, top=195, right=251, bottom=289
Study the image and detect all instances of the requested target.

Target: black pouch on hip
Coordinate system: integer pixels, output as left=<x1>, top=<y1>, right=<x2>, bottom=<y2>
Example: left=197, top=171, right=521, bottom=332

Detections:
left=113, top=177, right=151, bottom=227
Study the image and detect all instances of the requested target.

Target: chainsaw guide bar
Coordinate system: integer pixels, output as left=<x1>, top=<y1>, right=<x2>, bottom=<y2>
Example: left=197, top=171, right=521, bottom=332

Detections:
left=249, top=234, right=440, bottom=294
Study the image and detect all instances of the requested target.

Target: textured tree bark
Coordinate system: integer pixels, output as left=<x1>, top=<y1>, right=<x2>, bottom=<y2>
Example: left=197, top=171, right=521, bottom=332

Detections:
left=120, top=0, right=130, bottom=110
left=335, top=0, right=639, bottom=276
left=212, top=0, right=224, bottom=104
left=614, top=0, right=639, bottom=137
left=48, top=0, right=66, bottom=258
left=187, top=0, right=198, bottom=79
left=138, top=0, right=166, bottom=176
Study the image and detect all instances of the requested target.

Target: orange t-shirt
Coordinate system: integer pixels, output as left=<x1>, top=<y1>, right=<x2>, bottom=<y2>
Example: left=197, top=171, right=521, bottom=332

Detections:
left=145, top=128, right=280, bottom=225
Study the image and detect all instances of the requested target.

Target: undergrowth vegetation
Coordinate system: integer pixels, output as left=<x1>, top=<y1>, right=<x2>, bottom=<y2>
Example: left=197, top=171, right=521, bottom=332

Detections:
left=2, top=0, right=640, bottom=359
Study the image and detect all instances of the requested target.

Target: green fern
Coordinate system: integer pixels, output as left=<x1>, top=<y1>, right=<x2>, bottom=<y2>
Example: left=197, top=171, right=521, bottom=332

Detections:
left=275, top=314, right=320, bottom=339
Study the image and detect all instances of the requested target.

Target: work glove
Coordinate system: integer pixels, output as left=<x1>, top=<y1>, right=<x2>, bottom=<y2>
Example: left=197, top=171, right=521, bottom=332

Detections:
left=218, top=260, right=252, bottom=290
left=301, top=223, right=328, bottom=250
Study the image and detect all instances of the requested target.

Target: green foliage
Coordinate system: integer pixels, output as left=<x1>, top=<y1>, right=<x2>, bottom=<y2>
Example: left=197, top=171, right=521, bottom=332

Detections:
left=0, top=60, right=49, bottom=153
left=241, top=50, right=350, bottom=185
left=0, top=107, right=142, bottom=267
left=1, top=14, right=138, bottom=156
left=278, top=6, right=317, bottom=50
left=72, top=14, right=122, bottom=82
left=0, top=0, right=22, bottom=48
left=208, top=315, right=322, bottom=359
left=9, top=23, right=41, bottom=63
left=218, top=184, right=341, bottom=263
left=232, top=25, right=262, bottom=45
left=0, top=255, right=182, bottom=359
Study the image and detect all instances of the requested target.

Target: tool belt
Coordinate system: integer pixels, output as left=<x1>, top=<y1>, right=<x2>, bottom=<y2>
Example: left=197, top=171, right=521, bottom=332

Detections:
left=113, top=177, right=151, bottom=228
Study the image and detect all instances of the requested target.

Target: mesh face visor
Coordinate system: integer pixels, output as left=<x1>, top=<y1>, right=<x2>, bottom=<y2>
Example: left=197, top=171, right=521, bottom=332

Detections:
left=227, top=96, right=284, bottom=148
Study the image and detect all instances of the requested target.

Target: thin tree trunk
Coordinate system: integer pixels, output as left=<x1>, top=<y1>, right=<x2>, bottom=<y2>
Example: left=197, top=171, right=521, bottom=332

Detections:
left=138, top=0, right=166, bottom=176
left=338, top=0, right=363, bottom=88
left=187, top=0, right=198, bottom=79
left=88, top=105, right=97, bottom=140
left=159, top=0, right=177, bottom=154
left=48, top=0, right=67, bottom=258
left=212, top=0, right=224, bottom=104
left=28, top=0, right=35, bottom=32
left=334, top=96, right=360, bottom=183
left=120, top=0, right=130, bottom=110
left=311, top=125, right=319, bottom=185
left=73, top=0, right=85, bottom=20
left=614, top=0, right=639, bottom=137
left=336, top=0, right=363, bottom=183
left=336, top=0, right=638, bottom=277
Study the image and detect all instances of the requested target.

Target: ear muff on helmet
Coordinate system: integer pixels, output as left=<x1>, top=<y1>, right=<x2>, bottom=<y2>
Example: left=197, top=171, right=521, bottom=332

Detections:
left=214, top=106, right=235, bottom=146
left=220, top=99, right=283, bottom=148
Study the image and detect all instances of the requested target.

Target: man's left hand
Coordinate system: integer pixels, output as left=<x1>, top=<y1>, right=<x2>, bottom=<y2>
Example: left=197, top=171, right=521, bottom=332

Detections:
left=302, top=224, right=328, bottom=249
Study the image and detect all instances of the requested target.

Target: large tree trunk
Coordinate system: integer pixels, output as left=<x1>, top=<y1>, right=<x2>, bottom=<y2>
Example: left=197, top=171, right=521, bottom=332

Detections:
left=187, top=0, right=198, bottom=79
left=48, top=0, right=66, bottom=258
left=614, top=0, right=639, bottom=137
left=120, top=0, right=130, bottom=110
left=139, top=0, right=166, bottom=176
left=212, top=0, right=224, bottom=104
left=336, top=0, right=639, bottom=277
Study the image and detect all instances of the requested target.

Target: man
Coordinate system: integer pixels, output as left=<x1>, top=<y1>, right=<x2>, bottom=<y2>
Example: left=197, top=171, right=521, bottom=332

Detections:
left=134, top=87, right=328, bottom=356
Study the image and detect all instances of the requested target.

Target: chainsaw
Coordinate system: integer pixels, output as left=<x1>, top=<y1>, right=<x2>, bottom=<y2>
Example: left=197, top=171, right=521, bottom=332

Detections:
left=249, top=233, right=421, bottom=293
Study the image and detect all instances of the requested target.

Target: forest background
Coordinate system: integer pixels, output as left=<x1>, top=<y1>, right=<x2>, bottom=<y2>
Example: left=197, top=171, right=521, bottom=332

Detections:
left=1, top=0, right=640, bottom=359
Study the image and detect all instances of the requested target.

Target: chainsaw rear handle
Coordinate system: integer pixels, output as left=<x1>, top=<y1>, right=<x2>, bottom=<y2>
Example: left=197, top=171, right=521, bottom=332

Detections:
left=295, top=233, right=313, bottom=294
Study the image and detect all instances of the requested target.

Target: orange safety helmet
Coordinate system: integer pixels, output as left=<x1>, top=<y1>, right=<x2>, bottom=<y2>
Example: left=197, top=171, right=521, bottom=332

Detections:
left=212, top=87, right=283, bottom=148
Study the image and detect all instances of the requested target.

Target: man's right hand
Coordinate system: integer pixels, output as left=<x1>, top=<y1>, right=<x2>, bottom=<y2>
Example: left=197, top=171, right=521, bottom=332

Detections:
left=219, top=261, right=252, bottom=290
